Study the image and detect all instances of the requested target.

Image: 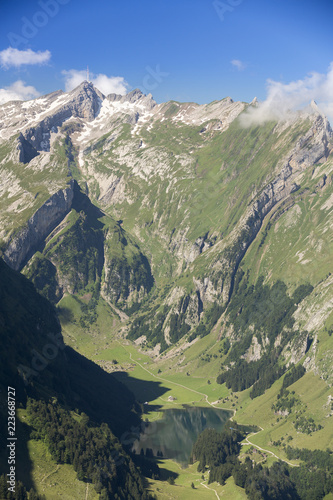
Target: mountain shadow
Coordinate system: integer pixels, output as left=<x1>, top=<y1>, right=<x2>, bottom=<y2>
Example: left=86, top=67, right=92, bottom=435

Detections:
left=0, top=257, right=163, bottom=497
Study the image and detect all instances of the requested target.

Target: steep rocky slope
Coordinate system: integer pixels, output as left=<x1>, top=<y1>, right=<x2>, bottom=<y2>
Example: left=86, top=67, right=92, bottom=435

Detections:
left=0, top=81, right=332, bottom=380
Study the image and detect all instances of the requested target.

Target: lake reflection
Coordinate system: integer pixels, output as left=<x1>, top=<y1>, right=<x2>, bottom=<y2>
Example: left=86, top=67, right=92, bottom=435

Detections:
left=132, top=406, right=232, bottom=465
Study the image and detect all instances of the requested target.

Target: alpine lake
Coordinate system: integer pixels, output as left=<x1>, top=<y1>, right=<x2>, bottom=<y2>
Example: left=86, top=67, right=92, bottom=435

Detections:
left=132, top=406, right=233, bottom=466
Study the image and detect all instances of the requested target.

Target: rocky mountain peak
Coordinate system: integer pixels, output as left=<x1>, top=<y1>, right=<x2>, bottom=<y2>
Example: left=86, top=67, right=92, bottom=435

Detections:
left=123, top=88, right=144, bottom=102
left=310, top=99, right=321, bottom=113
left=14, top=82, right=106, bottom=155
left=106, top=88, right=156, bottom=111
left=68, top=81, right=105, bottom=120
left=107, top=93, right=123, bottom=103
left=309, top=100, right=333, bottom=136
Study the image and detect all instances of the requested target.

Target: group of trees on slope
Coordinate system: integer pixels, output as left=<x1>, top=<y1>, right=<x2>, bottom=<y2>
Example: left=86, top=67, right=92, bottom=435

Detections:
left=26, top=399, right=154, bottom=500
left=190, top=422, right=333, bottom=500
left=217, top=274, right=313, bottom=398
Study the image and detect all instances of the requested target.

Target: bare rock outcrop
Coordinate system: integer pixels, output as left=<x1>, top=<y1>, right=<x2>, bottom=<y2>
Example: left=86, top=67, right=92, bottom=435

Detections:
left=15, top=133, right=39, bottom=163
left=3, top=180, right=74, bottom=271
left=22, top=82, right=104, bottom=155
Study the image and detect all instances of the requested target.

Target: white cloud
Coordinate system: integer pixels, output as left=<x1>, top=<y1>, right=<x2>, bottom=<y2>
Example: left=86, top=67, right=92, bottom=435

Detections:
left=62, top=69, right=129, bottom=96
left=0, top=80, right=40, bottom=104
left=231, top=59, right=246, bottom=71
left=241, top=62, right=333, bottom=126
left=0, top=47, right=51, bottom=68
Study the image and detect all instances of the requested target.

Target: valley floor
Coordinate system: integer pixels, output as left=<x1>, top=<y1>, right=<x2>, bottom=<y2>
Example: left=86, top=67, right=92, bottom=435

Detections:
left=40, top=298, right=333, bottom=499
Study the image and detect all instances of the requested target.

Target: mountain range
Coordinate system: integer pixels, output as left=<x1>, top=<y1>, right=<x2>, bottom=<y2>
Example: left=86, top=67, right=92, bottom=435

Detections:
left=0, top=81, right=332, bottom=499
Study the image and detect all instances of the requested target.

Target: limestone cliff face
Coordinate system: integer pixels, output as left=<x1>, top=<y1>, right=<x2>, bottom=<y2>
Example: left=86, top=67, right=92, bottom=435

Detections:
left=3, top=180, right=74, bottom=271
left=169, top=231, right=214, bottom=265
left=22, top=82, right=104, bottom=154
left=244, top=336, right=263, bottom=362
left=15, top=133, right=39, bottom=163
left=196, top=113, right=333, bottom=304
left=102, top=262, right=152, bottom=309
left=162, top=289, right=203, bottom=346
left=178, top=292, right=203, bottom=328
left=107, top=88, right=156, bottom=111
left=284, top=332, right=311, bottom=366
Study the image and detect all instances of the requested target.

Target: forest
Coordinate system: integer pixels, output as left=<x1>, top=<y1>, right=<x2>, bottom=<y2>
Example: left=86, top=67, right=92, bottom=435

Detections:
left=0, top=475, right=46, bottom=500
left=26, top=399, right=155, bottom=500
left=191, top=422, right=333, bottom=500
left=216, top=274, right=313, bottom=398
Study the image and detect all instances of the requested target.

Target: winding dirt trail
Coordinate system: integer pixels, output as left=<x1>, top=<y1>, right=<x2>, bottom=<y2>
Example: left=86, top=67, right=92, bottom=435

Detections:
left=40, top=465, right=60, bottom=483
left=242, top=428, right=299, bottom=467
left=200, top=481, right=221, bottom=499
left=127, top=348, right=216, bottom=406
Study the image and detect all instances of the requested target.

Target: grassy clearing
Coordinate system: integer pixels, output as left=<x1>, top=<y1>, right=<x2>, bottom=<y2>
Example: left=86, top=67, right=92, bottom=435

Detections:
left=57, top=294, right=120, bottom=359
left=109, top=336, right=333, bottom=468
left=146, top=459, right=247, bottom=499
left=235, top=371, right=333, bottom=459
left=17, top=410, right=97, bottom=500
left=113, top=343, right=213, bottom=407
left=60, top=303, right=333, bottom=456
left=59, top=291, right=333, bottom=439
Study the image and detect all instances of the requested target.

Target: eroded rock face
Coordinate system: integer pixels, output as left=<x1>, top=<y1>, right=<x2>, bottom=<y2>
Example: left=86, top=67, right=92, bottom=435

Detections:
left=22, top=82, right=104, bottom=153
left=15, top=133, right=39, bottom=163
left=181, top=293, right=203, bottom=327
left=102, top=242, right=154, bottom=308
left=285, top=331, right=311, bottom=366
left=244, top=336, right=262, bottom=362
left=113, top=89, right=156, bottom=111
left=169, top=231, right=214, bottom=265
left=193, top=277, right=219, bottom=303
left=3, top=180, right=74, bottom=271
left=163, top=291, right=203, bottom=341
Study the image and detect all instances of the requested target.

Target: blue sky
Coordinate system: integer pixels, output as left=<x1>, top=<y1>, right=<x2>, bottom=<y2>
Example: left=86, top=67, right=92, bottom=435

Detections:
left=0, top=0, right=332, bottom=119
